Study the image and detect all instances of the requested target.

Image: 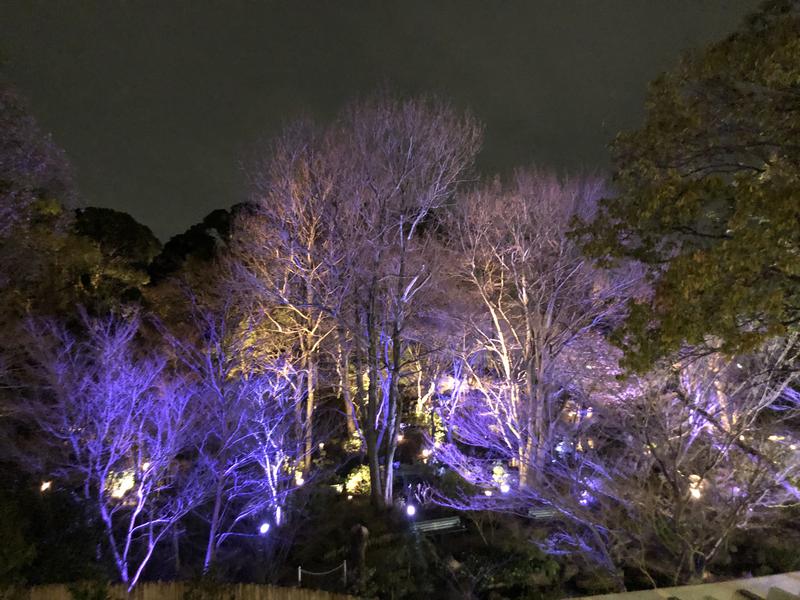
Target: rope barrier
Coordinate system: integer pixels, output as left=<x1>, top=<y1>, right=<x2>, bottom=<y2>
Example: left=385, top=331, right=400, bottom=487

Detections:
left=297, top=560, right=347, bottom=586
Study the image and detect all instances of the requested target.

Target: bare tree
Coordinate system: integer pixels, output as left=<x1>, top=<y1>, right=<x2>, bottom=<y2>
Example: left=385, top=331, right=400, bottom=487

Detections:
left=436, top=335, right=800, bottom=588
left=235, top=121, right=341, bottom=470
left=444, top=170, right=639, bottom=486
left=329, top=94, right=481, bottom=507
left=163, top=297, right=310, bottom=571
left=233, top=94, right=481, bottom=507
left=21, top=312, right=201, bottom=590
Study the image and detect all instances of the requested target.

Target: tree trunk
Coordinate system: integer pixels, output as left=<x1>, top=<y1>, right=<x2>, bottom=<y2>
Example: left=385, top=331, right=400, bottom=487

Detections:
left=382, top=315, right=403, bottom=506
left=365, top=298, right=384, bottom=508
left=366, top=359, right=384, bottom=508
left=304, top=354, right=316, bottom=471
left=338, top=330, right=358, bottom=438
left=355, top=335, right=384, bottom=507
left=203, top=481, right=224, bottom=571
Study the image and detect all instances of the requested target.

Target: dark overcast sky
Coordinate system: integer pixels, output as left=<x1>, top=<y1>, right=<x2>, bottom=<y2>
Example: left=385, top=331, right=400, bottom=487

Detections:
left=1, top=1, right=759, bottom=240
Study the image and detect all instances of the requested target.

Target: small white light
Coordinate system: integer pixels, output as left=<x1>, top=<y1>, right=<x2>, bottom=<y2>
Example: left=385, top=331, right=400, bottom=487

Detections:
left=347, top=495, right=353, bottom=501
left=141, top=462, right=150, bottom=471
left=296, top=477, right=305, bottom=486
left=421, top=448, right=431, bottom=458
left=318, top=442, right=325, bottom=449
left=500, top=483, right=510, bottom=494
left=259, top=522, right=270, bottom=535
left=397, top=434, right=404, bottom=442
left=40, top=481, right=52, bottom=492
left=690, top=487, right=702, bottom=500
left=406, top=504, right=416, bottom=517
left=790, top=444, right=797, bottom=450
left=484, top=490, right=493, bottom=497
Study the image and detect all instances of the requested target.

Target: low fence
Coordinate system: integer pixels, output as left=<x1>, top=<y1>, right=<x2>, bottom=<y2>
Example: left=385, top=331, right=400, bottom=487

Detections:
left=28, top=582, right=359, bottom=600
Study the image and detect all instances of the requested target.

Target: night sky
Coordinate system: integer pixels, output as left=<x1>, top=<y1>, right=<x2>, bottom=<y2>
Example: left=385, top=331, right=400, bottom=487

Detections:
left=1, top=1, right=758, bottom=241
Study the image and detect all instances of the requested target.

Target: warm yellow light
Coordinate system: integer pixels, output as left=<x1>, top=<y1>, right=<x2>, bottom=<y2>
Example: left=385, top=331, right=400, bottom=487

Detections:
left=421, top=448, right=432, bottom=458
left=688, top=474, right=702, bottom=500
left=40, top=481, right=52, bottom=492
left=345, top=465, right=370, bottom=495
left=109, top=471, right=135, bottom=499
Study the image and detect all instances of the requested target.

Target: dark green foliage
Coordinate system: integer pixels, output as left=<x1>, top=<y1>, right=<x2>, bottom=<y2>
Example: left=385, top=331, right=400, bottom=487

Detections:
left=579, top=0, right=800, bottom=369
left=74, top=207, right=161, bottom=272
left=148, top=203, right=255, bottom=283
left=0, top=470, right=105, bottom=586
left=0, top=495, right=35, bottom=586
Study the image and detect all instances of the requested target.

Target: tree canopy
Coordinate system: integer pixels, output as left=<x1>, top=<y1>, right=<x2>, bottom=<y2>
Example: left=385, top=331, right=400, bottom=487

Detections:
left=581, top=0, right=800, bottom=369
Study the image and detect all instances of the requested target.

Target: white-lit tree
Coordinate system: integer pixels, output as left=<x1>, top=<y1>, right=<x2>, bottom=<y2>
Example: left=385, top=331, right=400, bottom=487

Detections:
left=235, top=121, right=341, bottom=470
left=233, top=94, right=481, bottom=507
left=443, top=170, right=638, bottom=486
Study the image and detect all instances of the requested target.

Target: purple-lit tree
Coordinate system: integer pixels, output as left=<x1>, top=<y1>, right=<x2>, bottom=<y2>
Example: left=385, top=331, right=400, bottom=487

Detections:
left=163, top=299, right=309, bottom=571
left=22, top=312, right=201, bottom=590
left=436, top=335, right=800, bottom=587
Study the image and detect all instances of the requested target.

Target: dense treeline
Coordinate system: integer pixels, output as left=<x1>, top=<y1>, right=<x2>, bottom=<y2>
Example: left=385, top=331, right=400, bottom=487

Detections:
left=1, top=2, right=799, bottom=598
